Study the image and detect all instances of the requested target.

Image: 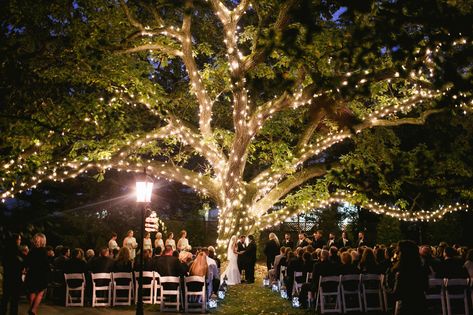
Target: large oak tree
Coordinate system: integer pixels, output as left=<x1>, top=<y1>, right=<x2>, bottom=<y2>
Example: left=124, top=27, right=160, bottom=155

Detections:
left=1, top=0, right=472, bottom=252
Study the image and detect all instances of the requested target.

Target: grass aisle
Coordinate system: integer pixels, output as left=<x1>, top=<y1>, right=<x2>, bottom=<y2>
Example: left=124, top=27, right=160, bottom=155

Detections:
left=213, top=264, right=311, bottom=315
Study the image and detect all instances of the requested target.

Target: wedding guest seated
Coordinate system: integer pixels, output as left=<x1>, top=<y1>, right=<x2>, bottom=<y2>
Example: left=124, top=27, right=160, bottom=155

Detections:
left=88, top=248, right=114, bottom=273
left=179, top=251, right=193, bottom=275
left=133, top=249, right=154, bottom=271
left=358, top=247, right=380, bottom=274
left=464, top=249, right=473, bottom=278
left=299, top=249, right=339, bottom=308
left=286, top=248, right=305, bottom=299
left=52, top=246, right=70, bottom=282
left=419, top=245, right=441, bottom=277
left=339, top=251, right=359, bottom=275
left=437, top=247, right=469, bottom=279
left=302, top=252, right=314, bottom=273
left=208, top=246, right=221, bottom=269
left=328, top=246, right=340, bottom=264
left=202, top=247, right=220, bottom=295
left=188, top=252, right=208, bottom=290
left=113, top=247, right=133, bottom=272
left=85, top=249, right=95, bottom=263
left=154, top=245, right=184, bottom=277
left=269, top=247, right=287, bottom=283
left=64, top=248, right=87, bottom=274
left=375, top=246, right=391, bottom=274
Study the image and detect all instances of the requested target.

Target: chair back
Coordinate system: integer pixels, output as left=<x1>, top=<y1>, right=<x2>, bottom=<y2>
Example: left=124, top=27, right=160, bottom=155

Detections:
left=91, top=273, right=112, bottom=307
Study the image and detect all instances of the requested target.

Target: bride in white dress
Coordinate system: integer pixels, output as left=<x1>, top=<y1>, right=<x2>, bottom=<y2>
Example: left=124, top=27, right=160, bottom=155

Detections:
left=222, top=235, right=241, bottom=285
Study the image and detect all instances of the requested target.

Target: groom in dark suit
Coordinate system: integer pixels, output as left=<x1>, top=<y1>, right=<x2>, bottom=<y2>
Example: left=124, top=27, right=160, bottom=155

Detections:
left=245, top=235, right=257, bottom=283
left=237, top=235, right=247, bottom=280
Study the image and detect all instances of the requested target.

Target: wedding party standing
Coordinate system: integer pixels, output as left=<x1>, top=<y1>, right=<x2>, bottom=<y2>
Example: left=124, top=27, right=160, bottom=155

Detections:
left=222, top=235, right=241, bottom=285
left=237, top=235, right=247, bottom=279
left=143, top=232, right=152, bottom=251
left=245, top=235, right=257, bottom=283
left=165, top=232, right=176, bottom=251
left=177, top=230, right=191, bottom=252
left=154, top=232, right=165, bottom=254
left=123, top=230, right=138, bottom=260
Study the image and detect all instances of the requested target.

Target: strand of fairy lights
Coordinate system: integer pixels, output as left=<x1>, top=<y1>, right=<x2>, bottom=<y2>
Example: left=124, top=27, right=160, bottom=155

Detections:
left=2, top=1, right=473, bottom=258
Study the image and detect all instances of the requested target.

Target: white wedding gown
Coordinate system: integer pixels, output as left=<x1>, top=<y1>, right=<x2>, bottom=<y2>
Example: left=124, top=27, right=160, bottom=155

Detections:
left=222, top=243, right=241, bottom=285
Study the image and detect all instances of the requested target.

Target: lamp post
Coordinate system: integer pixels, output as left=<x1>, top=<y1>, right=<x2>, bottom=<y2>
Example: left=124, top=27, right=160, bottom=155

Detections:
left=135, top=177, right=153, bottom=315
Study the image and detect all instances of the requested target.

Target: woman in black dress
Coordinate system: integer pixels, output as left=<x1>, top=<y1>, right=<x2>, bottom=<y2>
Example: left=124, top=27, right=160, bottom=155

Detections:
left=25, top=233, right=50, bottom=315
left=263, top=233, right=280, bottom=271
left=393, top=240, right=428, bottom=315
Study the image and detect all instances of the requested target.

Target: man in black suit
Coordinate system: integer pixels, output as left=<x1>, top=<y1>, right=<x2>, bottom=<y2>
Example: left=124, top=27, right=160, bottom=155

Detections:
left=281, top=233, right=294, bottom=249
left=437, top=247, right=469, bottom=279
left=311, top=230, right=325, bottom=249
left=327, top=232, right=337, bottom=248
left=337, top=231, right=352, bottom=248
left=237, top=235, right=247, bottom=279
left=245, top=235, right=257, bottom=283
left=296, top=232, right=309, bottom=248
left=357, top=231, right=366, bottom=247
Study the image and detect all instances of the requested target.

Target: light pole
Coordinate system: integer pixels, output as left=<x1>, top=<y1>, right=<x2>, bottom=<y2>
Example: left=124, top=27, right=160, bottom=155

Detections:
left=135, top=176, right=153, bottom=315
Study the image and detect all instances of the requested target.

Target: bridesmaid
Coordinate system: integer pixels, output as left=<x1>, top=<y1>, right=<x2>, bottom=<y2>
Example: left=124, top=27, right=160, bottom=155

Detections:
left=165, top=232, right=176, bottom=251
left=123, top=230, right=138, bottom=260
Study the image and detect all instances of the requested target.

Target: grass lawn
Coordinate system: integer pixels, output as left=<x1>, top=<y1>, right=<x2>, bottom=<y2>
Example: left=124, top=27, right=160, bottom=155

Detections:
left=212, top=263, right=312, bottom=315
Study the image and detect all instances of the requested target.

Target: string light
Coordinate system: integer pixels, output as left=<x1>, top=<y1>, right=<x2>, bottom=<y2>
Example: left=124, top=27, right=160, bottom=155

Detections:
left=2, top=1, right=472, bottom=259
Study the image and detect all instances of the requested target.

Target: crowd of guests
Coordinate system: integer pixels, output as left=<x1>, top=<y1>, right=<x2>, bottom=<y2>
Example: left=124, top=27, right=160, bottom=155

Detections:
left=1, top=229, right=220, bottom=315
left=264, top=230, right=473, bottom=314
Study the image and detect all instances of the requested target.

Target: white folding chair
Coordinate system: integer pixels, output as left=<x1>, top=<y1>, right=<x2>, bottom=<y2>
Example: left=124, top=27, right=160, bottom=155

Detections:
left=340, top=274, right=363, bottom=313
left=445, top=278, right=469, bottom=315
left=425, top=277, right=447, bottom=315
left=112, top=272, right=133, bottom=306
left=160, top=276, right=181, bottom=312
left=279, top=266, right=287, bottom=289
left=184, top=276, right=206, bottom=313
left=316, top=275, right=342, bottom=314
left=91, top=273, right=112, bottom=307
left=64, top=273, right=85, bottom=307
left=134, top=271, right=155, bottom=304
left=153, top=272, right=162, bottom=306
left=361, top=274, right=384, bottom=312
left=292, top=271, right=304, bottom=296
left=306, top=272, right=313, bottom=283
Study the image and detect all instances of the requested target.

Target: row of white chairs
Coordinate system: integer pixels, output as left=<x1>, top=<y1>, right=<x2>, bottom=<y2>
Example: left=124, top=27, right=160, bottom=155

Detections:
left=394, top=277, right=473, bottom=315
left=276, top=267, right=473, bottom=315
left=312, top=274, right=387, bottom=314
left=64, top=272, right=207, bottom=313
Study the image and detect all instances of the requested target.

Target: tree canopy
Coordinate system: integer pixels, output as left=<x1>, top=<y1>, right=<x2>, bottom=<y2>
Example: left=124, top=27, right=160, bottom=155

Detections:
left=1, top=0, right=473, bottom=251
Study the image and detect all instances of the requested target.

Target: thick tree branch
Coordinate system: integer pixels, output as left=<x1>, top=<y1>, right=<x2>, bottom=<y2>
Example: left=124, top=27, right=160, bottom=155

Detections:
left=117, top=44, right=182, bottom=56
left=251, top=164, right=332, bottom=217
left=181, top=0, right=213, bottom=138
left=242, top=0, right=298, bottom=73
left=146, top=160, right=220, bottom=200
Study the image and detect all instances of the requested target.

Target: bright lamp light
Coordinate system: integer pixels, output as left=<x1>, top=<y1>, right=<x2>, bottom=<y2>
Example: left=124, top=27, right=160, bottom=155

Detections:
left=136, top=180, right=153, bottom=203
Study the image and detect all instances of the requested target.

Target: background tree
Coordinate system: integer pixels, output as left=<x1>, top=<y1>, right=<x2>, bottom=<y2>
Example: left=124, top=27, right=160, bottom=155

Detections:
left=1, top=0, right=472, bottom=255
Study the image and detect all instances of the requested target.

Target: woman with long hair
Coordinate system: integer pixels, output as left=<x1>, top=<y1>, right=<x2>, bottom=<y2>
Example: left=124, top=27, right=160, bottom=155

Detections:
left=177, top=230, right=191, bottom=252
left=393, top=240, right=428, bottom=315
left=165, top=232, right=176, bottom=251
left=358, top=247, right=379, bottom=273
left=221, top=235, right=241, bottom=285
left=143, top=231, right=152, bottom=251
left=123, top=230, right=138, bottom=260
left=113, top=247, right=133, bottom=272
left=263, top=233, right=281, bottom=272
left=154, top=232, right=165, bottom=254
left=24, top=233, right=49, bottom=315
